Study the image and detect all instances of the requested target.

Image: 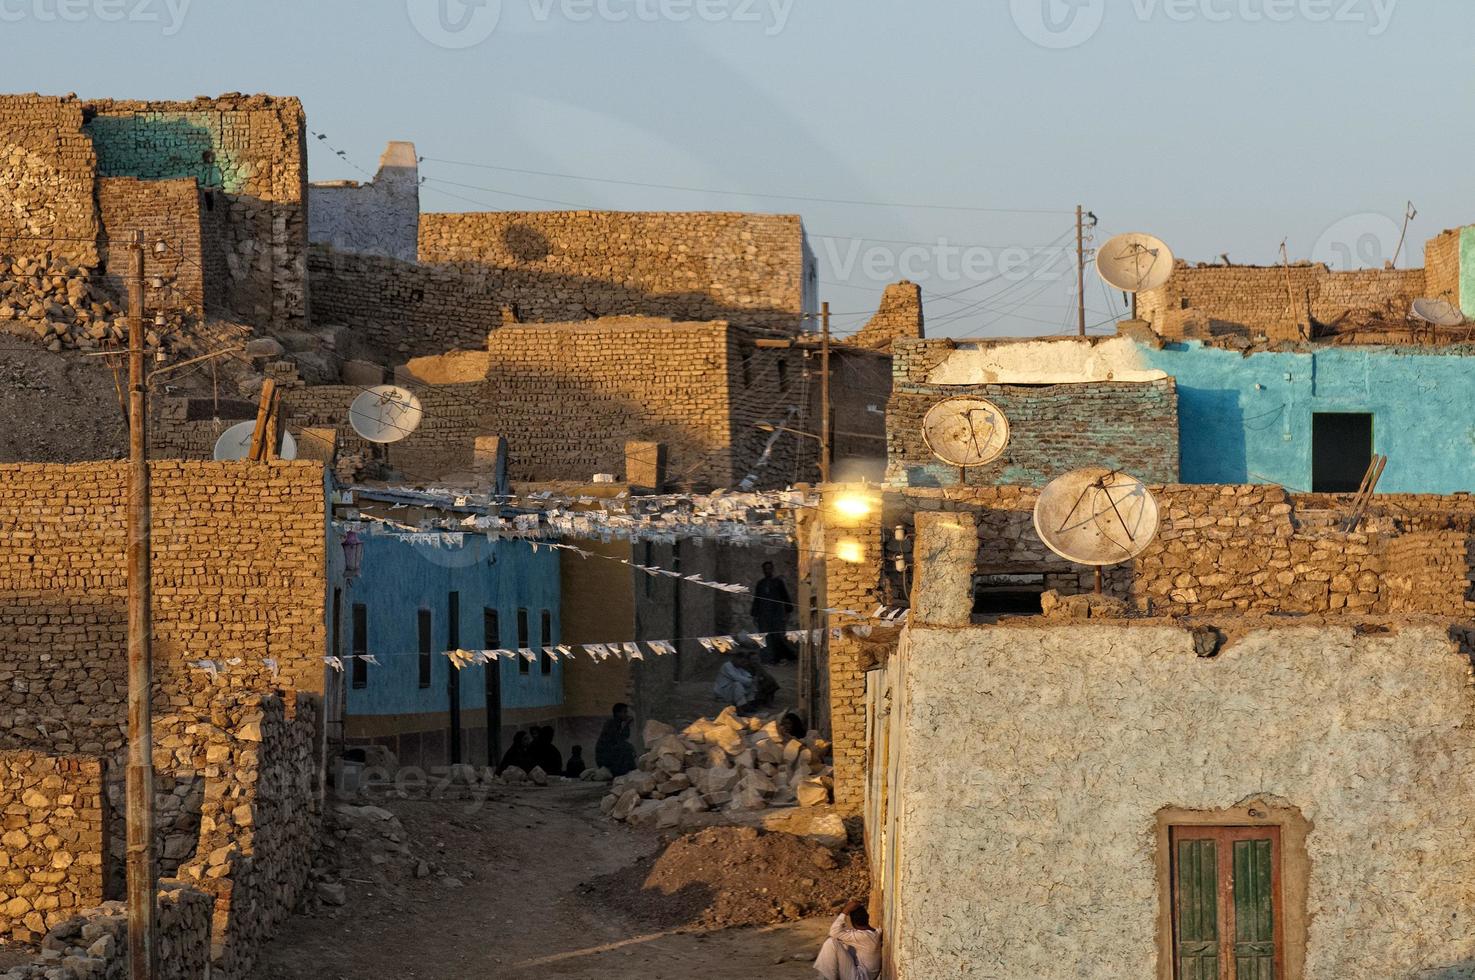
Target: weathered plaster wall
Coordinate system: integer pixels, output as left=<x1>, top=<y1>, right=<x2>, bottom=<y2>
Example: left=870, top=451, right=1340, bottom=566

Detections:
left=308, top=141, right=419, bottom=261
left=893, top=622, right=1475, bottom=979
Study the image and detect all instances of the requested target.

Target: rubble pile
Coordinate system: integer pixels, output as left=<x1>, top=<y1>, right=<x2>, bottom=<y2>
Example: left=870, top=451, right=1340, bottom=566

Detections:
left=0, top=253, right=194, bottom=353
left=601, top=707, right=833, bottom=829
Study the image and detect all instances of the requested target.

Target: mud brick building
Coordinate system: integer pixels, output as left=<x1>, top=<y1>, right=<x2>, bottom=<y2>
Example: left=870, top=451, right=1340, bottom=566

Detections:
left=0, top=460, right=329, bottom=979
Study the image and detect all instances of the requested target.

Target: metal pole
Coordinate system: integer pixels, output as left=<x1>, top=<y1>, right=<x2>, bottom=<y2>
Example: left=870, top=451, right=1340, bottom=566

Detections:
left=125, top=229, right=156, bottom=980
left=820, top=301, right=831, bottom=484
left=1076, top=205, right=1087, bottom=338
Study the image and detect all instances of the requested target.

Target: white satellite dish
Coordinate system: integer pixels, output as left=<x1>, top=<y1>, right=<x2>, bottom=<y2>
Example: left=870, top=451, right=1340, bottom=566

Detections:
left=212, top=420, right=299, bottom=461
left=922, top=397, right=1011, bottom=468
left=1411, top=298, right=1466, bottom=327
left=1033, top=467, right=1160, bottom=568
left=1097, top=233, right=1176, bottom=293
left=349, top=385, right=423, bottom=444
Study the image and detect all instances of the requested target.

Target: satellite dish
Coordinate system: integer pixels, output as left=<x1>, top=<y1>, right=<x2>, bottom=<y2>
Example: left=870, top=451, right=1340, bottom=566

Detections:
left=212, top=420, right=299, bottom=461
left=1097, top=233, right=1176, bottom=293
left=1411, top=298, right=1466, bottom=327
left=349, top=386, right=423, bottom=444
left=1033, top=467, right=1160, bottom=566
left=922, top=397, right=1010, bottom=468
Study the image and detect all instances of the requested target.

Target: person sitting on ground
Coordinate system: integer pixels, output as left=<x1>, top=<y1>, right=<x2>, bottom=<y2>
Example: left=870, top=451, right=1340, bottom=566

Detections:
left=713, top=654, right=758, bottom=708
left=595, top=703, right=638, bottom=777
left=779, top=711, right=808, bottom=742
left=813, top=899, right=882, bottom=980
left=563, top=744, right=587, bottom=779
left=496, top=730, right=532, bottom=775
left=530, top=725, right=563, bottom=776
left=736, top=650, right=780, bottom=713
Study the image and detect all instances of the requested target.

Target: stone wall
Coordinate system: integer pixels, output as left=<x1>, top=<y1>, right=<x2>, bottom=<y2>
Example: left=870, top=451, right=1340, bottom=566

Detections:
left=0, top=95, right=99, bottom=269
left=308, top=141, right=419, bottom=261
left=1136, top=262, right=1426, bottom=342
left=890, top=621, right=1475, bottom=978
left=0, top=460, right=328, bottom=753
left=0, top=751, right=104, bottom=941
left=887, top=378, right=1180, bottom=487
left=847, top=280, right=923, bottom=352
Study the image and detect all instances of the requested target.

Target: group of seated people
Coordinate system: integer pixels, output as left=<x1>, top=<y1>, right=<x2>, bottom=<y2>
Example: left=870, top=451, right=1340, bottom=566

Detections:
left=495, top=724, right=588, bottom=778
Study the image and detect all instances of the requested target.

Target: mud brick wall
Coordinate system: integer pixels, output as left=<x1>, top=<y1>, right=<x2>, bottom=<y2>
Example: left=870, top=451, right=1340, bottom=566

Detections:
left=0, top=751, right=104, bottom=942
left=1426, top=229, right=1463, bottom=307
left=0, top=460, right=327, bottom=755
left=1380, top=531, right=1475, bottom=617
left=96, top=177, right=206, bottom=310
left=419, top=211, right=812, bottom=327
left=847, top=280, right=923, bottom=351
left=1136, top=262, right=1426, bottom=342
left=0, top=95, right=99, bottom=269
left=83, top=95, right=308, bottom=329
left=887, top=379, right=1180, bottom=487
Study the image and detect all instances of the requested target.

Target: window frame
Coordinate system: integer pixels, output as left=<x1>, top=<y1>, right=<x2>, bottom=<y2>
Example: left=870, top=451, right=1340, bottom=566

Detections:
left=350, top=603, right=368, bottom=690
left=417, top=609, right=433, bottom=689
left=517, top=607, right=530, bottom=675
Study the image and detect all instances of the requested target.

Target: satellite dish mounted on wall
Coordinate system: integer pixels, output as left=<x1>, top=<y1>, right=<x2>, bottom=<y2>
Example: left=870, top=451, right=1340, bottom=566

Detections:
left=1097, top=233, right=1176, bottom=293
left=349, top=386, right=424, bottom=444
left=212, top=420, right=299, bottom=461
left=1410, top=298, right=1466, bottom=328
left=922, top=397, right=1011, bottom=469
left=1033, top=467, right=1161, bottom=593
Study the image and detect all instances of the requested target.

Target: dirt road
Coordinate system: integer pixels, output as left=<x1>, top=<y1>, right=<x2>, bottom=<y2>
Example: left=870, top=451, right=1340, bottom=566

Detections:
left=251, top=784, right=831, bottom=980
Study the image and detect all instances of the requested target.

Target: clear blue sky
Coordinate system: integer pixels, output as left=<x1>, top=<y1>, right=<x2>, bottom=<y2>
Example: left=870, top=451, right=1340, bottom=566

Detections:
left=3, top=0, right=1470, bottom=337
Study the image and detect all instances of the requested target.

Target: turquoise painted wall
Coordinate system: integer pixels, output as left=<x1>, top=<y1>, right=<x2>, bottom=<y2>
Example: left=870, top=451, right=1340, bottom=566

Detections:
left=84, top=112, right=246, bottom=192
left=1460, top=226, right=1475, bottom=319
left=1141, top=342, right=1475, bottom=493
left=339, top=533, right=562, bottom=718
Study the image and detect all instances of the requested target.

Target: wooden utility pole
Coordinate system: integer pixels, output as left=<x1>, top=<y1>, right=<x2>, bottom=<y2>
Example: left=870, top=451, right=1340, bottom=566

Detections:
left=1076, top=205, right=1087, bottom=337
left=820, top=302, right=832, bottom=484
left=125, top=230, right=156, bottom=980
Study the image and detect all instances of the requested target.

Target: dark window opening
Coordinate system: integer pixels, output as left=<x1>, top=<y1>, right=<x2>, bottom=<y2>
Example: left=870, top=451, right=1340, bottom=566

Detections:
left=351, top=603, right=368, bottom=690
left=540, top=610, right=554, bottom=675
left=203, top=190, right=215, bottom=211
left=777, top=359, right=789, bottom=392
left=643, top=541, right=655, bottom=596
left=517, top=608, right=530, bottom=675
left=973, top=589, right=1045, bottom=616
left=417, top=609, right=433, bottom=689
left=484, top=608, right=500, bottom=649
left=1312, top=412, right=1373, bottom=493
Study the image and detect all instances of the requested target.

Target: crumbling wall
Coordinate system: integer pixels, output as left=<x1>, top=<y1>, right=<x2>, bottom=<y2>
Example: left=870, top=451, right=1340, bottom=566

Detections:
left=0, top=95, right=99, bottom=269
left=847, top=280, right=923, bottom=352
left=892, top=622, right=1475, bottom=978
left=307, top=141, right=419, bottom=261
left=886, top=379, right=1180, bottom=487
left=0, top=751, right=104, bottom=942
left=1426, top=228, right=1462, bottom=308
left=0, top=460, right=328, bottom=753
left=1136, top=262, right=1426, bottom=341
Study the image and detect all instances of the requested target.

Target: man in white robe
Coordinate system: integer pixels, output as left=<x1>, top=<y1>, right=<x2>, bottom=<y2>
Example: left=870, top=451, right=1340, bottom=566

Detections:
left=814, top=900, right=881, bottom=980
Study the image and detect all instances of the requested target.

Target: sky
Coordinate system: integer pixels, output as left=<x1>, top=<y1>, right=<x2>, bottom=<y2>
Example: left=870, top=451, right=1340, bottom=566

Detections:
left=2, top=0, right=1470, bottom=338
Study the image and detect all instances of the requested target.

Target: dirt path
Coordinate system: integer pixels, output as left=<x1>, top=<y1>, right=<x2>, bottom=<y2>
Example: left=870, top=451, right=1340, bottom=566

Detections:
left=251, top=784, right=831, bottom=980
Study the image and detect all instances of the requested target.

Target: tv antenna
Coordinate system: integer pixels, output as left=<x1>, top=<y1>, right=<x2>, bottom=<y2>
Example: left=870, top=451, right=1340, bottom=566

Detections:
left=349, top=386, right=424, bottom=443
left=922, top=397, right=1011, bottom=470
left=213, top=420, right=299, bottom=461
left=1033, top=467, right=1160, bottom=594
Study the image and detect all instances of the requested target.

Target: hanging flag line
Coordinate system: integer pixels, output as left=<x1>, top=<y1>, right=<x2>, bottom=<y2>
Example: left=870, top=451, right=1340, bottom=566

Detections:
left=349, top=484, right=816, bottom=523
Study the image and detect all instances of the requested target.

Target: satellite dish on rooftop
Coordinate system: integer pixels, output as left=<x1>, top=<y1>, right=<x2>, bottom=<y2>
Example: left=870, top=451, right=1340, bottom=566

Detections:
left=922, top=397, right=1011, bottom=468
left=212, top=421, right=298, bottom=461
left=1034, top=467, right=1160, bottom=569
left=1411, top=298, right=1466, bottom=327
left=1097, top=233, right=1176, bottom=293
left=349, top=386, right=423, bottom=444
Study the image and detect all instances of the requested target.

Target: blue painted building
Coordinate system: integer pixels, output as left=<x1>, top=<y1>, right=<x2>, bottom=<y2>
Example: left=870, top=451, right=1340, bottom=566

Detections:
left=329, top=528, right=562, bottom=769
left=1141, top=341, right=1475, bottom=494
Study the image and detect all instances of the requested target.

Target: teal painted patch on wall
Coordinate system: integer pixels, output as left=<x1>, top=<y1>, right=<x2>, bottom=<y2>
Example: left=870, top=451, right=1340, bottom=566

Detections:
left=1460, top=226, right=1475, bottom=319
left=1141, top=341, right=1475, bottom=493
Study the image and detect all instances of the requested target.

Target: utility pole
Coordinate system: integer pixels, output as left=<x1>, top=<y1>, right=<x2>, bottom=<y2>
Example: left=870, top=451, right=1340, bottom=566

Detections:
left=125, top=230, right=156, bottom=980
left=820, top=301, right=831, bottom=484
left=1076, top=205, right=1087, bottom=338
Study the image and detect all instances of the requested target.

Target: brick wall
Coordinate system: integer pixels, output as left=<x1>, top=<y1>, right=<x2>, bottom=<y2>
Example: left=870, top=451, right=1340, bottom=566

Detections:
left=0, top=95, right=99, bottom=269
left=96, top=176, right=206, bottom=311
left=887, top=379, right=1179, bottom=487
left=0, top=750, right=104, bottom=941
left=0, top=460, right=328, bottom=754
left=1426, top=229, right=1462, bottom=307
left=847, top=280, right=923, bottom=351
left=1136, top=262, right=1426, bottom=341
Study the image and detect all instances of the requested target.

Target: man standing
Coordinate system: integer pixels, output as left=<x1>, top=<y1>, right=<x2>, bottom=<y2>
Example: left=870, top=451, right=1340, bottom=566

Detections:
left=751, top=560, right=797, bottom=663
left=595, top=703, right=637, bottom=776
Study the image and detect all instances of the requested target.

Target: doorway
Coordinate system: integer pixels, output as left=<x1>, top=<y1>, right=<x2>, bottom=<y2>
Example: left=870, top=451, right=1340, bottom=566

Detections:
left=1311, top=413, right=1373, bottom=493
left=447, top=592, right=461, bottom=765
left=484, top=608, right=503, bottom=768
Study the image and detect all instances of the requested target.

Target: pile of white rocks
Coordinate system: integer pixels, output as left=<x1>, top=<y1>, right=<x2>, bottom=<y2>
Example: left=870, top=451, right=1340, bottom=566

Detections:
left=601, top=707, right=833, bottom=830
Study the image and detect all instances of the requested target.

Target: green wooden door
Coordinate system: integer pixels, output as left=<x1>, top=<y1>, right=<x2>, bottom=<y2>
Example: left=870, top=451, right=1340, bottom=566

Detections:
left=1171, top=827, right=1282, bottom=980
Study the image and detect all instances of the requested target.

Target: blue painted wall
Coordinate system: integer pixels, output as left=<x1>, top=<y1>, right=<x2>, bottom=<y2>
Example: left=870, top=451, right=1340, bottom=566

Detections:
left=337, top=532, right=562, bottom=718
left=1140, top=341, right=1475, bottom=493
